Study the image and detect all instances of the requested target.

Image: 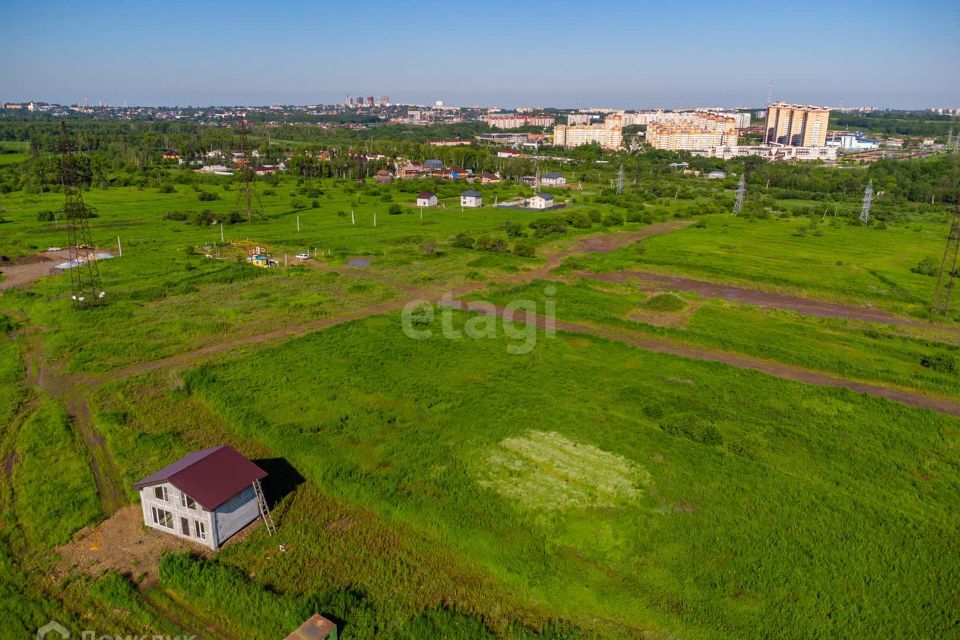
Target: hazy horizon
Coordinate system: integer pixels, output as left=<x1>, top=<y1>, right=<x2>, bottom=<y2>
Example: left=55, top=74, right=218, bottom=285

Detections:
left=2, top=0, right=959, bottom=110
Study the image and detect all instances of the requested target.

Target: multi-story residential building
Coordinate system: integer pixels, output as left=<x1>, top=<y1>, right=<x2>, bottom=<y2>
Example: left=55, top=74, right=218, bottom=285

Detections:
left=645, top=112, right=738, bottom=151
left=485, top=114, right=556, bottom=129
left=692, top=145, right=837, bottom=162
left=764, top=103, right=830, bottom=147
left=553, top=117, right=624, bottom=150
left=567, top=113, right=593, bottom=125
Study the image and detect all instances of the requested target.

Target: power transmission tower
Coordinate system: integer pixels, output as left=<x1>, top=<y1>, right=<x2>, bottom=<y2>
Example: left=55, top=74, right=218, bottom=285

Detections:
left=58, top=124, right=104, bottom=308
left=930, top=199, right=960, bottom=317
left=234, top=116, right=262, bottom=222
left=356, top=154, right=367, bottom=184
left=859, top=179, right=874, bottom=224
left=616, top=163, right=624, bottom=195
left=733, top=173, right=746, bottom=214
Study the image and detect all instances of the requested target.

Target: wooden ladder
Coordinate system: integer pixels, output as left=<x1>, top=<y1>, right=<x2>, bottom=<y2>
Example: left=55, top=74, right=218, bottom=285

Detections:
left=252, top=479, right=276, bottom=536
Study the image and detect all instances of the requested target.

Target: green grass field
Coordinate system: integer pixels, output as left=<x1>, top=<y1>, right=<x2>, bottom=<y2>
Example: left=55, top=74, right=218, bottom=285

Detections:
left=565, top=214, right=952, bottom=317
left=2, top=158, right=960, bottom=639
left=105, top=311, right=957, bottom=639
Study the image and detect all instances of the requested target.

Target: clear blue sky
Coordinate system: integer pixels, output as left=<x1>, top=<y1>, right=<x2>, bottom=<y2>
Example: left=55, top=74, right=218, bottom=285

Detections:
left=2, top=0, right=958, bottom=108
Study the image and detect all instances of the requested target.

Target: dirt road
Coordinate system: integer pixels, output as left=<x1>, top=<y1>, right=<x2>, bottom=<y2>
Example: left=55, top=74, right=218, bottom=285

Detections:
left=587, top=270, right=931, bottom=327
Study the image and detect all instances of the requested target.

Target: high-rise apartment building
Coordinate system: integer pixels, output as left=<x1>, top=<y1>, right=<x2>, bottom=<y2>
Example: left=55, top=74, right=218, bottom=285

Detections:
left=553, top=118, right=623, bottom=150
left=764, top=103, right=829, bottom=147
left=645, top=112, right=738, bottom=151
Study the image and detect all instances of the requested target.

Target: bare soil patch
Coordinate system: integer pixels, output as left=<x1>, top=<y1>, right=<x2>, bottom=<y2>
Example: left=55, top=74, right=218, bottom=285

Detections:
left=56, top=505, right=200, bottom=583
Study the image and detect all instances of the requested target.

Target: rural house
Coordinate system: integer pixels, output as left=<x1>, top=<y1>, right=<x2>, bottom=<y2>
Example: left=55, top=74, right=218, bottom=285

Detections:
left=527, top=193, right=555, bottom=209
left=416, top=191, right=438, bottom=207
left=541, top=172, right=566, bottom=186
left=134, top=445, right=270, bottom=550
left=460, top=190, right=483, bottom=208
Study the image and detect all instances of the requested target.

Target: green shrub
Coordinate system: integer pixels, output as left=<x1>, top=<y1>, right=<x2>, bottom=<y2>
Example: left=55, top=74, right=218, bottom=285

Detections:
left=660, top=413, right=723, bottom=446
left=452, top=232, right=475, bottom=249
left=388, top=204, right=403, bottom=215
left=512, top=241, right=536, bottom=258
left=911, top=256, right=939, bottom=277
left=643, top=293, right=686, bottom=312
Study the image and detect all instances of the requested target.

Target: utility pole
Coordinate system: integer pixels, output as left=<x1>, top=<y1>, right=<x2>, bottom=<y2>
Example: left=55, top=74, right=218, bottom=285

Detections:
left=616, top=163, right=624, bottom=195
left=296, top=215, right=300, bottom=232
left=733, top=173, right=746, bottom=214
left=351, top=209, right=355, bottom=225
left=117, top=236, right=122, bottom=257
left=220, top=223, right=224, bottom=242
left=859, top=179, right=874, bottom=225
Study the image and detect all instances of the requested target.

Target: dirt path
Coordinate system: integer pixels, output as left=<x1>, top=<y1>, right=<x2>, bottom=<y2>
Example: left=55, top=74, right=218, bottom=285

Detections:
left=438, top=300, right=960, bottom=417
left=0, top=249, right=71, bottom=291
left=537, top=221, right=695, bottom=275
left=587, top=270, right=939, bottom=328
left=24, top=338, right=126, bottom=516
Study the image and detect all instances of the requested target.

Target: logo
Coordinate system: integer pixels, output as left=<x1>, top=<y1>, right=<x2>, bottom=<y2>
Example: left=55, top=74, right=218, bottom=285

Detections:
left=37, top=621, right=70, bottom=639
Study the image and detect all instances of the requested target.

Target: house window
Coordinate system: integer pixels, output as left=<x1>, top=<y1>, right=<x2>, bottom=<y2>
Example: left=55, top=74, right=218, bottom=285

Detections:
left=153, top=486, right=169, bottom=502
left=179, top=492, right=197, bottom=510
left=151, top=506, right=174, bottom=529
left=195, top=520, right=207, bottom=541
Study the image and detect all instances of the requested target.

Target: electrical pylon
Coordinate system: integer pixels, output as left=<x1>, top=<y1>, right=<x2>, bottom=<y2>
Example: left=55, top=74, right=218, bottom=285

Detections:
left=234, top=116, right=262, bottom=222
left=733, top=173, right=746, bottom=214
left=58, top=124, right=104, bottom=308
left=616, top=163, right=624, bottom=195
left=859, top=179, right=874, bottom=225
left=930, top=199, right=960, bottom=317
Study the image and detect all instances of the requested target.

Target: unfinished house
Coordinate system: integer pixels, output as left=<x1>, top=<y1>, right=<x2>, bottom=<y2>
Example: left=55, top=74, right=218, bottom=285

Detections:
left=134, top=445, right=272, bottom=550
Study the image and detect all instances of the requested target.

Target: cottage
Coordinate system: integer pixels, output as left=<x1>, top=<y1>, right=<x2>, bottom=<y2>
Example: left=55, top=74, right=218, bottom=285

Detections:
left=374, top=170, right=393, bottom=184
left=527, top=193, right=555, bottom=209
left=460, top=190, right=483, bottom=208
left=134, top=445, right=268, bottom=550
left=424, top=159, right=444, bottom=171
left=416, top=192, right=438, bottom=207
left=541, top=172, right=566, bottom=186
left=479, top=172, right=501, bottom=185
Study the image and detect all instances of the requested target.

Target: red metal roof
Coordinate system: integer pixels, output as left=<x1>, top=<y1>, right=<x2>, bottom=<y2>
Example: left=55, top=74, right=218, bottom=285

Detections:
left=285, top=614, right=337, bottom=640
left=133, top=445, right=266, bottom=510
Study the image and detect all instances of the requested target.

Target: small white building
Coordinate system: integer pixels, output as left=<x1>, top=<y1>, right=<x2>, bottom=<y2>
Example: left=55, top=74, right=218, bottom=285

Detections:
left=461, top=190, right=483, bottom=208
left=527, top=193, right=555, bottom=209
left=416, top=191, right=438, bottom=207
left=541, top=172, right=566, bottom=187
left=706, top=170, right=727, bottom=180
left=134, top=445, right=268, bottom=550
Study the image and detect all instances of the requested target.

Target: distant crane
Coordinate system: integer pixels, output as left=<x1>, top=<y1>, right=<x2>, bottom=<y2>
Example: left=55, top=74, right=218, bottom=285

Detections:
left=930, top=199, right=960, bottom=318
left=733, top=173, right=746, bottom=214
left=859, top=179, right=874, bottom=225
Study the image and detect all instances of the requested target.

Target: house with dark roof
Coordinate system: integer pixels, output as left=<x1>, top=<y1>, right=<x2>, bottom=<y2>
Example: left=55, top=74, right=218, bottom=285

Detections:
left=134, top=445, right=268, bottom=550
left=541, top=172, right=566, bottom=186
left=460, top=190, right=482, bottom=208
left=416, top=192, right=438, bottom=207
left=527, top=193, right=555, bottom=209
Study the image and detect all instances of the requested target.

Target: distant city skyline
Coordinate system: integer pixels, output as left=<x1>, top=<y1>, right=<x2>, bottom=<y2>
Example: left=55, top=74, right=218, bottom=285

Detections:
left=2, top=0, right=958, bottom=109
